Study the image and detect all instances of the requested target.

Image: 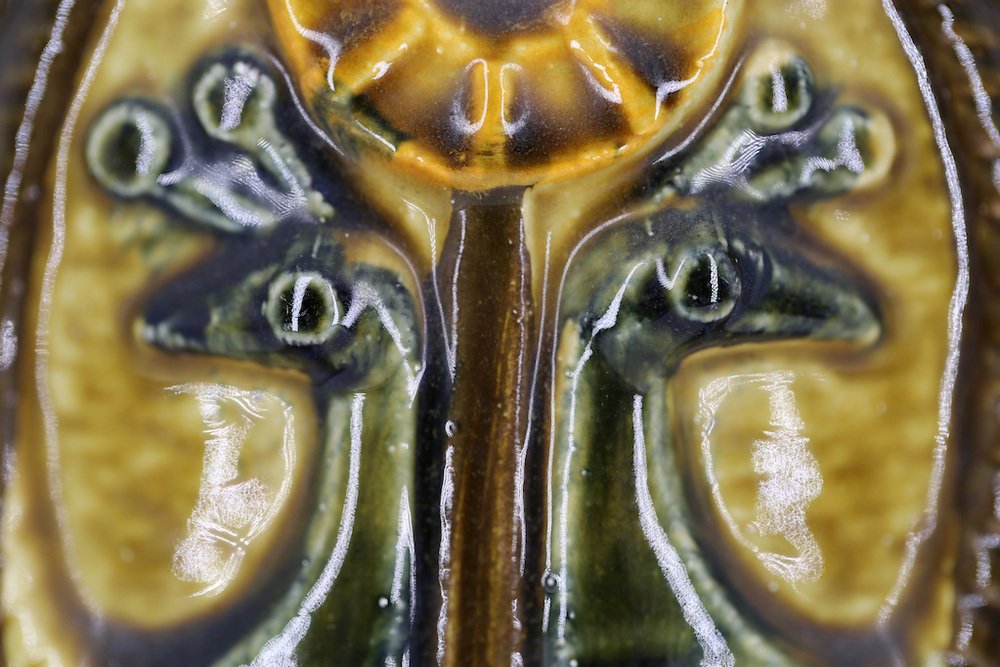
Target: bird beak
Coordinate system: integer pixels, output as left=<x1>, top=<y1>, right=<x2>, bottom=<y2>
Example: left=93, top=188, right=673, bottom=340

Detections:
left=727, top=242, right=882, bottom=348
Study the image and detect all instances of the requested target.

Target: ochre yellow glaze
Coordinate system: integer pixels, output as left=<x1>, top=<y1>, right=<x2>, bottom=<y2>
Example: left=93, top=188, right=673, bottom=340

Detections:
left=670, top=0, right=956, bottom=655
left=2, top=0, right=964, bottom=664
left=269, top=0, right=745, bottom=190
left=3, top=2, right=313, bottom=664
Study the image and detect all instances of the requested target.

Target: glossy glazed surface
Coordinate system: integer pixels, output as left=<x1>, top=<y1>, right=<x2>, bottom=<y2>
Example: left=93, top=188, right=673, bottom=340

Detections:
left=0, top=1, right=991, bottom=666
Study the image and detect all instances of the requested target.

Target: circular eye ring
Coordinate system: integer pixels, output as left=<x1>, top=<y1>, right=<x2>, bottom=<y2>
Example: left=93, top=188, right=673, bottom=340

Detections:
left=265, top=271, right=342, bottom=346
left=86, top=101, right=174, bottom=198
left=669, top=247, right=741, bottom=323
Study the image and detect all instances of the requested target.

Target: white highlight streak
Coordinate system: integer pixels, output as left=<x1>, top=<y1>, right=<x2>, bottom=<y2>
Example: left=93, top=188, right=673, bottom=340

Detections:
left=340, top=282, right=421, bottom=399
left=387, top=488, right=416, bottom=667
left=283, top=0, right=341, bottom=93
left=37, top=0, right=127, bottom=608
left=556, top=263, right=645, bottom=640
left=698, top=372, right=824, bottom=584
left=939, top=5, right=1000, bottom=194
left=452, top=59, right=489, bottom=135
left=509, top=212, right=530, bottom=662
left=449, top=213, right=467, bottom=379
left=415, top=202, right=457, bottom=381
left=170, top=384, right=296, bottom=597
left=655, top=257, right=686, bottom=290
left=436, top=444, right=456, bottom=666
left=800, top=115, right=864, bottom=183
left=249, top=393, right=365, bottom=666
left=0, top=320, right=16, bottom=370
left=219, top=67, right=257, bottom=132
left=1, top=0, right=78, bottom=280
left=633, top=395, right=733, bottom=667
left=878, top=0, right=970, bottom=624
left=770, top=65, right=788, bottom=114
left=570, top=40, right=623, bottom=105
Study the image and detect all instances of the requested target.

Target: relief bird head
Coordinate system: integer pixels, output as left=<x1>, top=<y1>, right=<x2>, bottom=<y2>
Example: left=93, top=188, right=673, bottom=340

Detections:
left=564, top=203, right=882, bottom=392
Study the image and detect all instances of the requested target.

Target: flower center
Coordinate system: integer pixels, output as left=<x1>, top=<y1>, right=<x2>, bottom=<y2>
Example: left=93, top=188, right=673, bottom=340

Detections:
left=435, top=0, right=570, bottom=35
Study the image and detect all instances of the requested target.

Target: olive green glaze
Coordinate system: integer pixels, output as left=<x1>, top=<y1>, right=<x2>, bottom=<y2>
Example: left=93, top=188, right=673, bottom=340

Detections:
left=543, top=60, right=884, bottom=666
left=79, top=37, right=889, bottom=666
left=87, top=54, right=422, bottom=666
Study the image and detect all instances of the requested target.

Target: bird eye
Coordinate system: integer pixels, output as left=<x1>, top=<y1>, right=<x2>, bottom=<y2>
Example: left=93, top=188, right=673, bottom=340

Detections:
left=672, top=248, right=740, bottom=323
left=265, top=271, right=341, bottom=345
left=86, top=102, right=174, bottom=198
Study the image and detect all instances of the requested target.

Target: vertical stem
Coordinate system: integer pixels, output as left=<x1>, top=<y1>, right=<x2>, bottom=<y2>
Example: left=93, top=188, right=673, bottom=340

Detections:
left=439, top=189, right=534, bottom=666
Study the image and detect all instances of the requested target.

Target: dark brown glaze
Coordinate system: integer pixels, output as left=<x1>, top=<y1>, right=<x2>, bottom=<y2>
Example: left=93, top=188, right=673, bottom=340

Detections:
left=310, top=0, right=404, bottom=55
left=505, top=65, right=631, bottom=169
left=358, top=59, right=472, bottom=166
left=436, top=191, right=535, bottom=667
left=435, top=0, right=564, bottom=36
left=594, top=16, right=693, bottom=99
left=897, top=2, right=1000, bottom=664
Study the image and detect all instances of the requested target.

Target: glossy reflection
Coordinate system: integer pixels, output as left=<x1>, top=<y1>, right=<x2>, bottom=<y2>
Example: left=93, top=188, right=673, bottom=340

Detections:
left=0, top=0, right=973, bottom=666
left=268, top=0, right=742, bottom=186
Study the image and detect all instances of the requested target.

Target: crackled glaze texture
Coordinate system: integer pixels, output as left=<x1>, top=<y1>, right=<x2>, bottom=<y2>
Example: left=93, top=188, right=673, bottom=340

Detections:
left=0, top=1, right=995, bottom=666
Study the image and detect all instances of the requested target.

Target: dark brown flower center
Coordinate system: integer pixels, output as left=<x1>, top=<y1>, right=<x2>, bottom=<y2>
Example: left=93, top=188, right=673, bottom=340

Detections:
left=435, top=0, right=567, bottom=35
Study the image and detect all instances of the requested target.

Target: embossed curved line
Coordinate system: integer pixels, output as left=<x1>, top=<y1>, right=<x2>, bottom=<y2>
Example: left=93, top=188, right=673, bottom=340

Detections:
left=570, top=39, right=623, bottom=105
left=35, top=0, right=127, bottom=610
left=653, top=55, right=745, bottom=166
left=340, top=228, right=428, bottom=405
left=633, top=394, right=734, bottom=667
left=877, top=0, right=970, bottom=625
left=697, top=375, right=760, bottom=550
left=412, top=200, right=457, bottom=382
left=388, top=487, right=415, bottom=667
left=340, top=282, right=424, bottom=399
left=451, top=59, right=489, bottom=136
left=154, top=107, right=198, bottom=188
left=249, top=392, right=365, bottom=666
left=544, top=209, right=635, bottom=590
left=653, top=0, right=732, bottom=120
left=555, top=261, right=645, bottom=641
left=265, top=53, right=345, bottom=158
left=281, top=0, right=341, bottom=93
left=939, top=5, right=1000, bottom=194
left=696, top=372, right=824, bottom=585
left=518, top=231, right=552, bottom=576
left=169, top=383, right=298, bottom=598
left=500, top=64, right=527, bottom=137
left=436, top=443, right=456, bottom=666
left=0, top=0, right=77, bottom=283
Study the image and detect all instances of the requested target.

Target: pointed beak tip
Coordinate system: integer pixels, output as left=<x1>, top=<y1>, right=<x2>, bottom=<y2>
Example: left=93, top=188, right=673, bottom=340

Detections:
left=824, top=293, right=883, bottom=349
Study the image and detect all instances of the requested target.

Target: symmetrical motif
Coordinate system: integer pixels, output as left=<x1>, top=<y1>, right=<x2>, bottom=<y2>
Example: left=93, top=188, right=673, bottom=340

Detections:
left=82, top=30, right=891, bottom=665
